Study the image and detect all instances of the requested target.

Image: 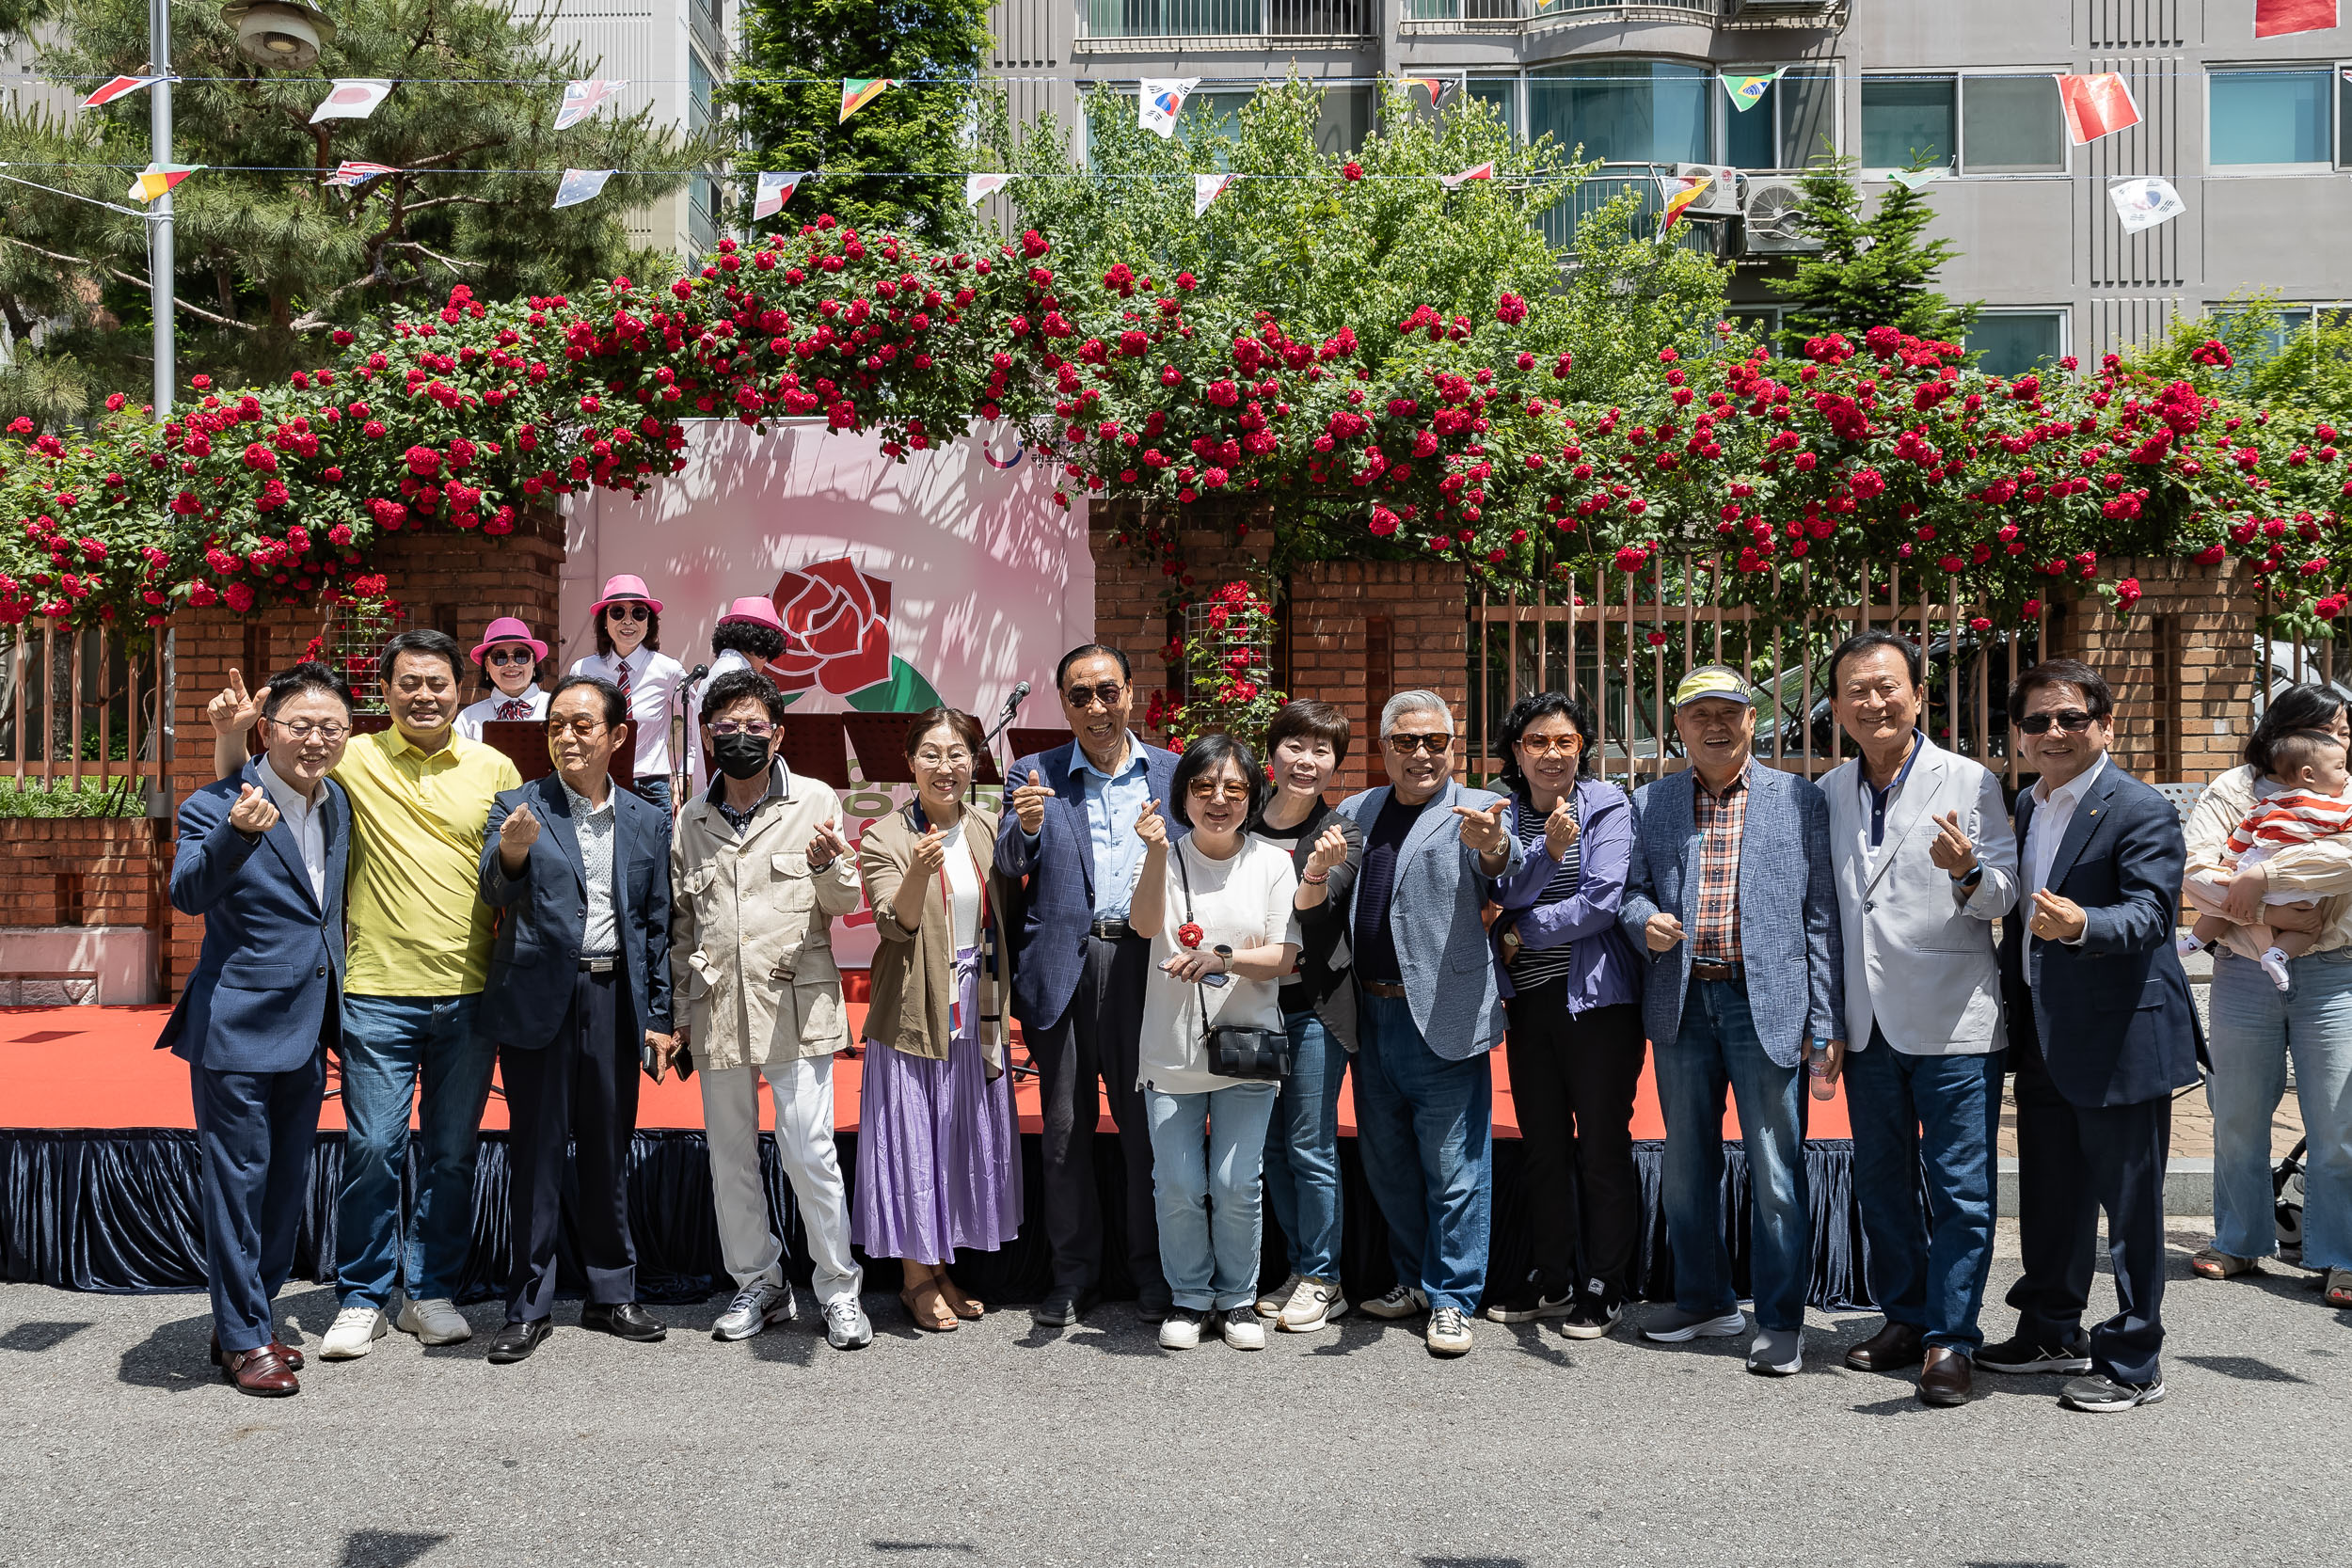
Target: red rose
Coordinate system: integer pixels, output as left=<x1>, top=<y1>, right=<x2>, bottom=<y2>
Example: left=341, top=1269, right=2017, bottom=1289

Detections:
left=1177, top=922, right=1204, bottom=950
left=770, top=556, right=895, bottom=695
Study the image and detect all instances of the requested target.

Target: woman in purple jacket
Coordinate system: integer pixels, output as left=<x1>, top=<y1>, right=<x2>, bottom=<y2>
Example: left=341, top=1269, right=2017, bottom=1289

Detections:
left=1484, top=690, right=1645, bottom=1338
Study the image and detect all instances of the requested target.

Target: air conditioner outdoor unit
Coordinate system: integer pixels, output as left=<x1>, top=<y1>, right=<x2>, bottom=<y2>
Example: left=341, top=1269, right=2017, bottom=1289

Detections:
left=1739, top=175, right=1821, bottom=254
left=1673, top=164, right=1743, bottom=217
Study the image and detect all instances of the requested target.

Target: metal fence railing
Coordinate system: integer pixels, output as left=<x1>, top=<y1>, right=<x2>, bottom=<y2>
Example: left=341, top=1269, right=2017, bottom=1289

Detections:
left=1404, top=0, right=1721, bottom=21
left=1078, top=0, right=1373, bottom=38
left=1, top=622, right=169, bottom=807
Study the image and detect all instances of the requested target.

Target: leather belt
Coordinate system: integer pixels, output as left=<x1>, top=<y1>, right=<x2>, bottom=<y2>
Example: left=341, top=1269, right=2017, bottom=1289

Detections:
left=1690, top=961, right=1742, bottom=984
left=1089, top=917, right=1136, bottom=941
left=1361, top=981, right=1407, bottom=999
left=580, top=956, right=618, bottom=974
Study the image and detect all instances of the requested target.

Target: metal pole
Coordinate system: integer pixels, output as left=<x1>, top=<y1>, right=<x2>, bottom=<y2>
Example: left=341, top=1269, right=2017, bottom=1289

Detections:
left=149, top=0, right=174, bottom=417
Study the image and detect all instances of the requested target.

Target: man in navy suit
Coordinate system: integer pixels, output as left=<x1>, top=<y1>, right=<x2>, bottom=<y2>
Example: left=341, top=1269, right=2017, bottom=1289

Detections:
left=163, top=662, right=356, bottom=1396
left=1983, top=658, right=2200, bottom=1412
left=998, top=643, right=1180, bottom=1327
left=476, top=674, right=675, bottom=1363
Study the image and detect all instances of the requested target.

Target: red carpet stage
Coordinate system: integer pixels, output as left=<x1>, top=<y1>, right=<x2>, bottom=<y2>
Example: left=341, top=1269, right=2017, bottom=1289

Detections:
left=0, top=1006, right=1863, bottom=1309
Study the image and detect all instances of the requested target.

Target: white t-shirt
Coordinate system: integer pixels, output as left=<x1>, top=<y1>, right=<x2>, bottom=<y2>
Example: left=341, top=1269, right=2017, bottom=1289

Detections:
left=941, top=817, right=983, bottom=952
left=453, top=684, right=547, bottom=741
left=569, top=648, right=688, bottom=779
left=1138, top=834, right=1301, bottom=1097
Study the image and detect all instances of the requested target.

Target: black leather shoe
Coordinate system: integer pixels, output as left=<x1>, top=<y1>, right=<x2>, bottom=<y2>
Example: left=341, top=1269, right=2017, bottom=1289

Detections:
left=580, top=1302, right=667, bottom=1342
left=1918, top=1346, right=1973, bottom=1406
left=486, top=1318, right=552, bottom=1364
left=1031, top=1288, right=1098, bottom=1328
left=1845, top=1320, right=1927, bottom=1372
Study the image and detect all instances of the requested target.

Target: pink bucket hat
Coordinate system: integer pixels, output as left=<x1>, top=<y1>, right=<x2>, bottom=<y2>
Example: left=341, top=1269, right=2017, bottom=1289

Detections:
left=470, top=616, right=548, bottom=664
left=588, top=573, right=664, bottom=617
left=717, top=595, right=786, bottom=633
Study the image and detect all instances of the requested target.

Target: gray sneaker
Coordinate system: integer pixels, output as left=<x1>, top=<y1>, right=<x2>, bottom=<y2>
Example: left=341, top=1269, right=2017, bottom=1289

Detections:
left=1642, top=1305, right=1746, bottom=1343
left=712, top=1280, right=794, bottom=1342
left=824, top=1298, right=874, bottom=1350
left=1746, top=1326, right=1803, bottom=1377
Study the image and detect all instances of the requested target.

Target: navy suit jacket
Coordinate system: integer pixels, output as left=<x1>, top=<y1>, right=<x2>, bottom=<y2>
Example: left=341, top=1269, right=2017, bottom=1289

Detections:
left=1997, top=759, right=2201, bottom=1108
left=478, top=772, right=673, bottom=1051
left=160, top=758, right=350, bottom=1074
left=996, top=737, right=1181, bottom=1031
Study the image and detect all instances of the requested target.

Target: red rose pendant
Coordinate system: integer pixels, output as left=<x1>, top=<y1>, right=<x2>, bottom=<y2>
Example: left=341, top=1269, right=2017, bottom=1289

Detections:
left=1177, top=922, right=1204, bottom=949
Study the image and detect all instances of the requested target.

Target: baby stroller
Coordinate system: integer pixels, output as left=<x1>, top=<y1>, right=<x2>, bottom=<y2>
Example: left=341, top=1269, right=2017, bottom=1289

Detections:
left=2276, top=1138, right=2308, bottom=1266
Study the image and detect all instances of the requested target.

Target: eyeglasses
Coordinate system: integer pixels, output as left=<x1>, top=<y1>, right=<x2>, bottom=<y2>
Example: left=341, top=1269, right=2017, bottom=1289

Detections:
left=915, top=748, right=973, bottom=768
left=1064, top=681, right=1126, bottom=711
left=606, top=603, right=651, bottom=623
left=1386, top=732, right=1452, bottom=755
left=707, top=720, right=775, bottom=738
left=484, top=647, right=534, bottom=667
left=546, top=717, right=609, bottom=738
left=268, top=719, right=349, bottom=740
left=1516, top=736, right=1581, bottom=757
left=1187, top=779, right=1252, bottom=801
left=2017, top=709, right=2095, bottom=736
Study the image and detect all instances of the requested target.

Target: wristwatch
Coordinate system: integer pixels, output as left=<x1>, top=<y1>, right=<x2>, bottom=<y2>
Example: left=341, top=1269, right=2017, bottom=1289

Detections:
left=1952, top=864, right=1983, bottom=890
left=1215, top=943, right=1234, bottom=974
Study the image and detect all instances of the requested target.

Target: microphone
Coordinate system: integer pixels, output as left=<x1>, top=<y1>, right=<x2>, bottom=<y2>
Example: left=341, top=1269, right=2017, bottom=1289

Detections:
left=686, top=663, right=710, bottom=685
left=1000, top=680, right=1030, bottom=719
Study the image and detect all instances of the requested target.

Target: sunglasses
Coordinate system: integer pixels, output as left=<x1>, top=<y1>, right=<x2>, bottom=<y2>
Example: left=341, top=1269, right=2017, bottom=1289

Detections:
left=1065, top=682, right=1126, bottom=711
left=1516, top=736, right=1581, bottom=757
left=1387, top=732, right=1452, bottom=755
left=546, top=717, right=609, bottom=738
left=2017, top=709, right=2096, bottom=736
left=484, top=647, right=534, bottom=667
left=707, top=720, right=775, bottom=738
left=606, top=603, right=651, bottom=623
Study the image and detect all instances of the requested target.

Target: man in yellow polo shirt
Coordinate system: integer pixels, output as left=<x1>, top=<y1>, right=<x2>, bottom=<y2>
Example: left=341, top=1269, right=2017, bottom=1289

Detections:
left=212, top=628, right=521, bottom=1360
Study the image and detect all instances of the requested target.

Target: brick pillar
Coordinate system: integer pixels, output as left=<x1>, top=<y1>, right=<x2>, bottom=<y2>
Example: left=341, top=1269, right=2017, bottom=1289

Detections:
left=165, top=511, right=564, bottom=995
left=2065, top=555, right=2264, bottom=785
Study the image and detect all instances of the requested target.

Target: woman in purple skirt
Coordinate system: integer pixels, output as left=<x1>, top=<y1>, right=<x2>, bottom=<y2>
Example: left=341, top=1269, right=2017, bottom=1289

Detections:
left=854, top=707, right=1022, bottom=1331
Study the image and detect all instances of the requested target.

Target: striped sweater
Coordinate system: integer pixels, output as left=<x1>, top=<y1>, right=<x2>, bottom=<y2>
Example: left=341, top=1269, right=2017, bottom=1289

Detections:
left=2226, top=787, right=2352, bottom=862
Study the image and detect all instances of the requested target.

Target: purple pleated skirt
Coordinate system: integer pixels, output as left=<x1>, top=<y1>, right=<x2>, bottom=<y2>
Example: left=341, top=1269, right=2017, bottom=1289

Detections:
left=851, top=947, right=1025, bottom=1264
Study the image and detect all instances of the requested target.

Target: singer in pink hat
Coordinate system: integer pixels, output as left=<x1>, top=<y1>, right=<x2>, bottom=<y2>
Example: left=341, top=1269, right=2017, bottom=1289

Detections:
left=570, top=575, right=689, bottom=819
left=455, top=618, right=550, bottom=741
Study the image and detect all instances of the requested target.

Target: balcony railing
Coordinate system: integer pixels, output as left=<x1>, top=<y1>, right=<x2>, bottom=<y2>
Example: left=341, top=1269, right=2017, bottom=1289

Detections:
left=1076, top=0, right=1374, bottom=43
left=1402, top=0, right=1723, bottom=28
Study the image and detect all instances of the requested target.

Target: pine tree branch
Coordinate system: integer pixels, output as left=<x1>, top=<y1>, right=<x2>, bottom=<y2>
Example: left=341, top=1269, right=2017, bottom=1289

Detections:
left=399, top=194, right=496, bottom=214
left=405, top=142, right=498, bottom=171
left=0, top=235, right=257, bottom=330
left=387, top=238, right=481, bottom=277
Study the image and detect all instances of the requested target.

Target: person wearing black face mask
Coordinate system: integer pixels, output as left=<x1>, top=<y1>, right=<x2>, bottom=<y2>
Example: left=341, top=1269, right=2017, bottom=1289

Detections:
left=669, top=670, right=873, bottom=1350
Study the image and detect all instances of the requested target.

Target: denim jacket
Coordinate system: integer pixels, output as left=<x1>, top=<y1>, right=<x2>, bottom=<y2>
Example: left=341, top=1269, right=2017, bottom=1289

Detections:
left=1487, top=777, right=1643, bottom=1014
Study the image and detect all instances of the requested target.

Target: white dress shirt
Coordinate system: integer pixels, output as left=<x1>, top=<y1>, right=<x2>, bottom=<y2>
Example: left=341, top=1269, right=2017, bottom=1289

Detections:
left=254, top=754, right=328, bottom=906
left=453, top=683, right=547, bottom=741
left=561, top=777, right=620, bottom=958
left=685, top=647, right=758, bottom=797
left=570, top=647, right=688, bottom=780
left=2022, top=752, right=2107, bottom=965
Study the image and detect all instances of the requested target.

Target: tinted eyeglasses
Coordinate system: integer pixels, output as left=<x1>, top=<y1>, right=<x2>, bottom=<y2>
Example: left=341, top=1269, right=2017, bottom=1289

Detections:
left=1387, top=732, right=1452, bottom=755
left=484, top=647, right=534, bottom=667
left=2017, top=709, right=2096, bottom=736
left=1064, top=681, right=1126, bottom=711
left=707, top=720, right=775, bottom=738
left=546, top=716, right=609, bottom=738
left=606, top=603, right=651, bottom=623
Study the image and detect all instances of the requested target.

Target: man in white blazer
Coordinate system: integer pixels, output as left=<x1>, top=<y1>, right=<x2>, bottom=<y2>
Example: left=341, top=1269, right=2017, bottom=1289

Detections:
left=1820, top=632, right=2019, bottom=1408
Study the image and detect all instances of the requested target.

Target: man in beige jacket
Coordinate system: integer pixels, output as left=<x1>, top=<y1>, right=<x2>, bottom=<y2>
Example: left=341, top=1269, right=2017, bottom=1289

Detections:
left=670, top=671, right=871, bottom=1349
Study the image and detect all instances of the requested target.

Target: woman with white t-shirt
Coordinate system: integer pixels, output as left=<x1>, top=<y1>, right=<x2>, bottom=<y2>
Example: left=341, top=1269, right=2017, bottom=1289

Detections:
left=854, top=707, right=1021, bottom=1333
left=1131, top=735, right=1301, bottom=1352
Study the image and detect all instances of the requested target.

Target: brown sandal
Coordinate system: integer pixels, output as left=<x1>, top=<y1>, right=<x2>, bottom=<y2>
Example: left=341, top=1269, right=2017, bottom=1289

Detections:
left=2326, top=1268, right=2352, bottom=1308
left=937, top=1275, right=984, bottom=1321
left=898, top=1276, right=959, bottom=1333
left=2191, top=1247, right=2259, bottom=1280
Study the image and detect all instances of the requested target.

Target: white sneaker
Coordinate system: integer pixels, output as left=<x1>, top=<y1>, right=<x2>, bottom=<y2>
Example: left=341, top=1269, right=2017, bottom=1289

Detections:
left=394, top=1296, right=472, bottom=1346
left=1158, top=1307, right=1205, bottom=1349
left=1359, top=1284, right=1428, bottom=1320
left=823, top=1299, right=873, bottom=1350
left=1220, top=1307, right=1266, bottom=1350
left=1277, top=1275, right=1347, bottom=1333
left=1426, top=1305, right=1473, bottom=1356
left=320, top=1305, right=388, bottom=1360
left=1254, top=1270, right=1301, bottom=1318
left=712, top=1279, right=795, bottom=1342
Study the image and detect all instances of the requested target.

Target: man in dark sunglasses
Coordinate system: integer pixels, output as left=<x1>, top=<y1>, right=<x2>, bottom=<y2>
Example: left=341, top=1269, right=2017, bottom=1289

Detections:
left=1985, top=658, right=2200, bottom=1415
left=997, top=642, right=1183, bottom=1328
left=455, top=617, right=550, bottom=741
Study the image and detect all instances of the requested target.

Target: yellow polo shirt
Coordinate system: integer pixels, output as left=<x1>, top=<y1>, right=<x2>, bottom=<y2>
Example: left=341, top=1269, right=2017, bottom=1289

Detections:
left=336, top=727, right=522, bottom=998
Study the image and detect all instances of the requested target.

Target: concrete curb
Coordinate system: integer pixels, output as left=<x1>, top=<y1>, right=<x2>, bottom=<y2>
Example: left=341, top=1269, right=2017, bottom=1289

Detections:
left=1995, top=1157, right=2214, bottom=1217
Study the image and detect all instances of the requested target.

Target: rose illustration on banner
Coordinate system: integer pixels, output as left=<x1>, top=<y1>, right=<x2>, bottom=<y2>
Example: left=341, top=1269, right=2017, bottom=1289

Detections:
left=770, top=556, right=944, bottom=711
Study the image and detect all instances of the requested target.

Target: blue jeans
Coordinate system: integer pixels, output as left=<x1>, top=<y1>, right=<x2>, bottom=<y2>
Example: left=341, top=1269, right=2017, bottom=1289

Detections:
left=337, top=993, right=496, bottom=1308
left=1262, top=1009, right=1347, bottom=1280
left=1657, top=979, right=1810, bottom=1332
left=1145, top=1082, right=1279, bottom=1311
left=2208, top=948, right=2352, bottom=1271
left=1354, top=992, right=1493, bottom=1315
left=630, top=774, right=673, bottom=821
left=1843, top=1037, right=2003, bottom=1352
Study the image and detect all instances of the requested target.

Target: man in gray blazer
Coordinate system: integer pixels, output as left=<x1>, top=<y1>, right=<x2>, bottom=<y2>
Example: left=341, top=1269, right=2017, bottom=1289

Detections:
left=1622, top=665, right=1842, bottom=1377
left=1821, top=633, right=2019, bottom=1407
left=1333, top=689, right=1523, bottom=1357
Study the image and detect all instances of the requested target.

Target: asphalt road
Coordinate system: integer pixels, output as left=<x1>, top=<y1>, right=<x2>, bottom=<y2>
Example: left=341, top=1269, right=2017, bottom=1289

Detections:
left=1, top=1220, right=2344, bottom=1568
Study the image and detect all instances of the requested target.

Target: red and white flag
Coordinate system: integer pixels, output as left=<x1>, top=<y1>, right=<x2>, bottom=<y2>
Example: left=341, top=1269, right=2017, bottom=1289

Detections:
left=964, top=172, right=1014, bottom=204
left=79, top=74, right=158, bottom=109
left=752, top=171, right=807, bottom=220
left=554, top=78, right=626, bottom=131
left=2255, top=0, right=2337, bottom=37
left=1438, top=161, right=1495, bottom=190
left=310, top=79, right=392, bottom=123
left=2057, top=73, right=2141, bottom=144
left=324, top=160, right=398, bottom=188
left=1194, top=172, right=1234, bottom=217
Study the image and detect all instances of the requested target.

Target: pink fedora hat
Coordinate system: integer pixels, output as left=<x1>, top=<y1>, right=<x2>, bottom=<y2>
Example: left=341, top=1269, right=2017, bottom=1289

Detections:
left=717, top=595, right=786, bottom=633
left=470, top=616, right=548, bottom=665
left=588, top=574, right=664, bottom=617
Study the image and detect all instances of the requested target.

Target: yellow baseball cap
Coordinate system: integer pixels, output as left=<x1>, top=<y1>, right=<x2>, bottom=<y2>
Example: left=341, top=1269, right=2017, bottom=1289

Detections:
left=1672, top=665, right=1754, bottom=708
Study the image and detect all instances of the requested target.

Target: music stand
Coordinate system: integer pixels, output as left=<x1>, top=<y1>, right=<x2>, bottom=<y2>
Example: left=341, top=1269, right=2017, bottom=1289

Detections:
left=1008, top=727, right=1071, bottom=769
left=477, top=720, right=636, bottom=792
left=777, top=713, right=852, bottom=790
left=839, top=713, right=916, bottom=785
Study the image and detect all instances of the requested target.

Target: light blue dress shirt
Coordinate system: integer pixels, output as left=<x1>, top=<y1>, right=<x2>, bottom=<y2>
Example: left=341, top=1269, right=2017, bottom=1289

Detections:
left=1074, top=735, right=1152, bottom=922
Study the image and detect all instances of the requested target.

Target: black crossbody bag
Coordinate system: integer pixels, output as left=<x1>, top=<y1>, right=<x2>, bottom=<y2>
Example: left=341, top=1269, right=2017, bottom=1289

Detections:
left=1174, top=845, right=1294, bottom=1081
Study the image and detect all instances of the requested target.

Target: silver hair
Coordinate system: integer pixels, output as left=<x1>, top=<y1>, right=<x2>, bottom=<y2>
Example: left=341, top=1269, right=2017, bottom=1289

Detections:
left=1379, top=689, right=1455, bottom=737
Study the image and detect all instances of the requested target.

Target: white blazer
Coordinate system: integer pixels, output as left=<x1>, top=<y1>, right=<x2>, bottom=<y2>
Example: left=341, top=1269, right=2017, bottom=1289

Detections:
left=1821, top=734, right=2020, bottom=1056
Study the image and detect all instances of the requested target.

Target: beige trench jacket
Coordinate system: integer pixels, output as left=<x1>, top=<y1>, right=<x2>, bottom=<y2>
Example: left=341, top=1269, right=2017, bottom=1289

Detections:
left=670, top=765, right=864, bottom=1071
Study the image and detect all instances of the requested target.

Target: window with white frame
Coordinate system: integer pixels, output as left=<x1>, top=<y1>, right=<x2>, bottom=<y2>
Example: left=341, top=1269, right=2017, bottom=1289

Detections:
left=1966, top=310, right=2069, bottom=375
left=2209, top=66, right=2336, bottom=167
left=1860, top=72, right=2066, bottom=176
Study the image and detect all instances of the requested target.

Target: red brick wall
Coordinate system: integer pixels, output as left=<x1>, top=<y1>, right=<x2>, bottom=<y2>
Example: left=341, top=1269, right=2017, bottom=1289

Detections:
left=2064, top=555, right=2265, bottom=786
left=0, top=817, right=164, bottom=929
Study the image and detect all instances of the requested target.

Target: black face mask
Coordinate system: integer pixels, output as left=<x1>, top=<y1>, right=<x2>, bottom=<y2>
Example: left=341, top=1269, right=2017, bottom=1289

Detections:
left=712, top=734, right=772, bottom=781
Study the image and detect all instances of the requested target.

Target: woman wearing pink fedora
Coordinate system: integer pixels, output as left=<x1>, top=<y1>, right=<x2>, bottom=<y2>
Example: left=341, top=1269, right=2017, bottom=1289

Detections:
left=687, top=597, right=789, bottom=793
left=454, top=617, right=550, bottom=741
left=569, top=575, right=690, bottom=817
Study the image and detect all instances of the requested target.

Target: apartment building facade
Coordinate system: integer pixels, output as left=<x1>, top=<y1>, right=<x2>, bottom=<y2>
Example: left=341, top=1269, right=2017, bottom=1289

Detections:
left=988, top=0, right=2352, bottom=368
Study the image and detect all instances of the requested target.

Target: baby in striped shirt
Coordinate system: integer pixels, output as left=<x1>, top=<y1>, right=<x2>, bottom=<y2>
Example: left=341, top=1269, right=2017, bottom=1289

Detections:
left=2182, top=728, right=2352, bottom=990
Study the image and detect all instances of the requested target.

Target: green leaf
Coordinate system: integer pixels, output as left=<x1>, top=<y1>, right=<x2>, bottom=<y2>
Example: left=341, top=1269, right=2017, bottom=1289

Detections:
left=844, top=656, right=943, bottom=712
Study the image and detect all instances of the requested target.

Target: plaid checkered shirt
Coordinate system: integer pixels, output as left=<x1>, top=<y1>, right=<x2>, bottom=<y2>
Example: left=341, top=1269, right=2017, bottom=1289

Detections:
left=1689, top=761, right=1751, bottom=966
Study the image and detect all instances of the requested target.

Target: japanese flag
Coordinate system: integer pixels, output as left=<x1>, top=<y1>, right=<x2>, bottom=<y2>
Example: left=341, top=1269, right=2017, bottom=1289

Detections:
left=964, top=173, right=1015, bottom=204
left=554, top=79, right=626, bottom=131
left=2057, top=73, right=2141, bottom=145
left=1139, top=78, right=1199, bottom=138
left=310, top=79, right=392, bottom=123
